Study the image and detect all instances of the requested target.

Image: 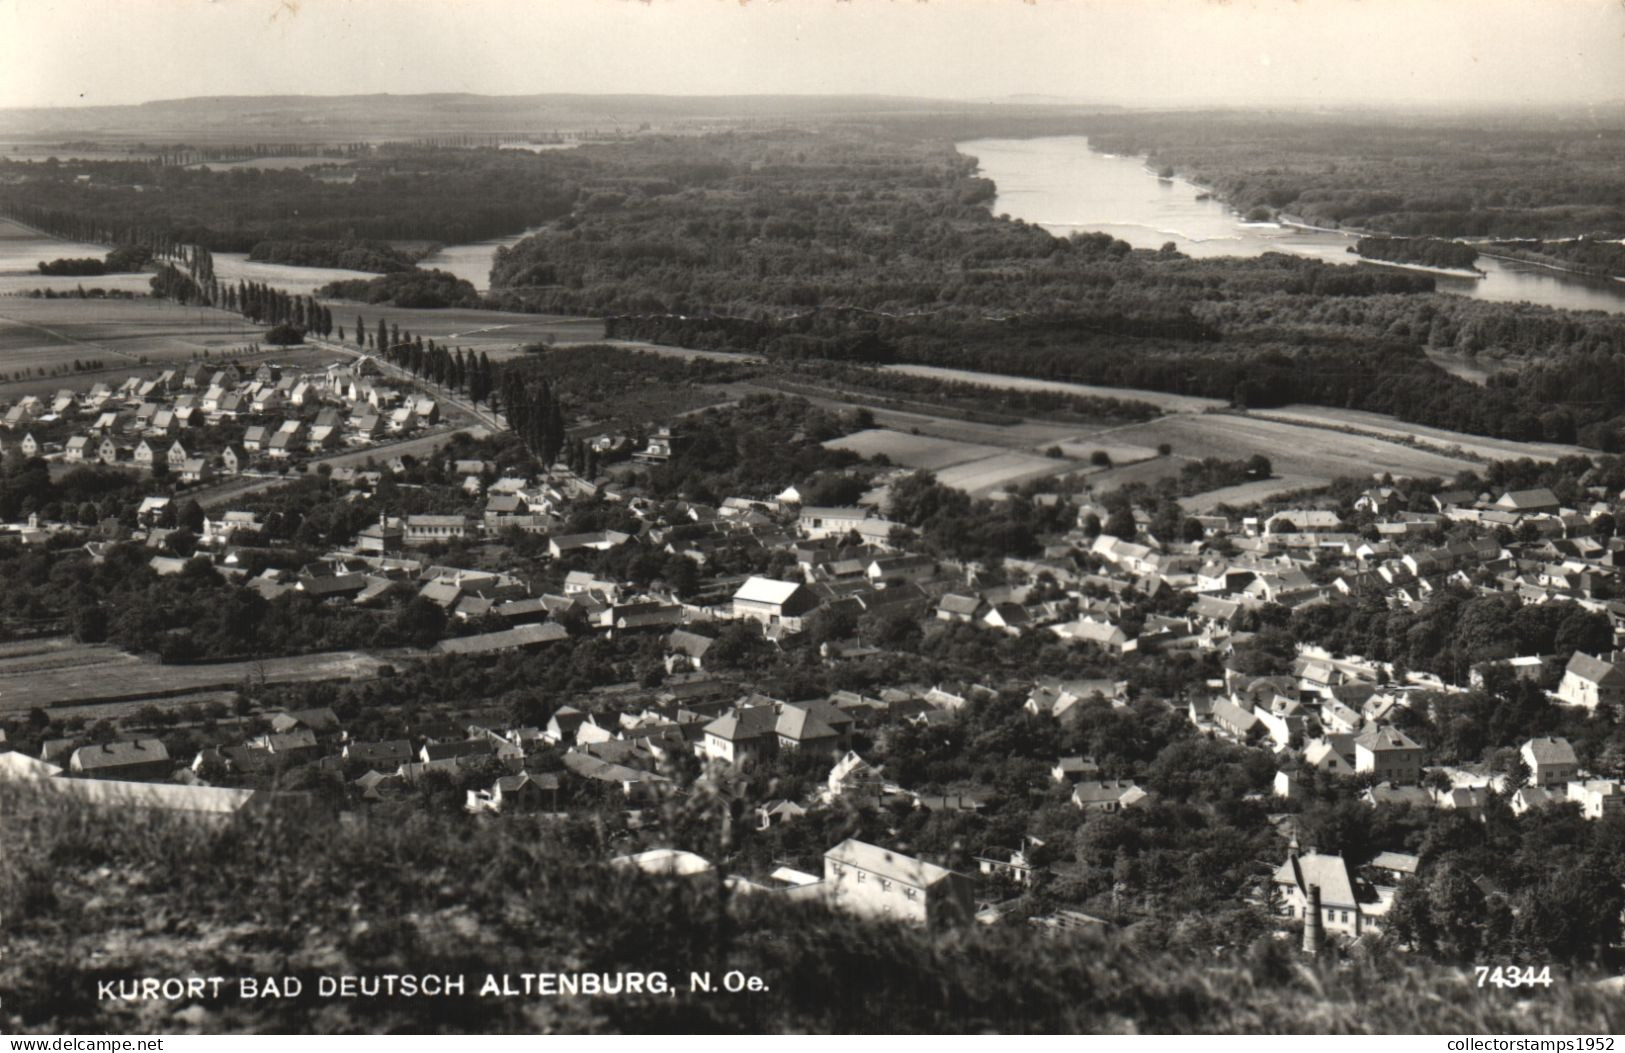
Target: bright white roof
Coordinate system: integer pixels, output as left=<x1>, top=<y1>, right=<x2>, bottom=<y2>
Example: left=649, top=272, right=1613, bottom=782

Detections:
left=733, top=576, right=802, bottom=605
left=611, top=849, right=713, bottom=876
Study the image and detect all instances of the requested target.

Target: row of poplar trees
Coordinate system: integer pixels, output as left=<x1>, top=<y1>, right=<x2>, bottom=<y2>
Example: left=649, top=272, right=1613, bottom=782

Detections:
left=158, top=246, right=586, bottom=470
left=357, top=315, right=500, bottom=409
left=151, top=243, right=336, bottom=342
left=363, top=320, right=588, bottom=471
left=228, top=281, right=334, bottom=335
left=498, top=369, right=567, bottom=466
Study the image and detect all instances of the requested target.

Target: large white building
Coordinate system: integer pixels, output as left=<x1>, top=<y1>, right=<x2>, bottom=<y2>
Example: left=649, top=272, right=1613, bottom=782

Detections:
left=731, top=576, right=818, bottom=630
left=822, top=838, right=973, bottom=927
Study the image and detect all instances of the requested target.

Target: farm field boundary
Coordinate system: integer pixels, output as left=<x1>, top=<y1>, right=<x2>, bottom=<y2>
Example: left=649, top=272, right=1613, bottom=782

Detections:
left=0, top=641, right=393, bottom=714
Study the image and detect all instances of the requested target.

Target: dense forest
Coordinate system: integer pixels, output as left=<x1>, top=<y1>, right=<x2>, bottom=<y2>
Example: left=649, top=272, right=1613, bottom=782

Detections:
left=35, top=243, right=152, bottom=276
left=0, top=458, right=162, bottom=534
left=0, top=537, right=427, bottom=661
left=764, top=358, right=1163, bottom=426
left=318, top=268, right=481, bottom=308
left=247, top=237, right=420, bottom=274
left=0, top=145, right=581, bottom=252
left=1486, top=237, right=1625, bottom=281
left=483, top=128, right=1625, bottom=448
left=605, top=306, right=1625, bottom=447
left=1353, top=236, right=1480, bottom=272
left=34, top=256, right=107, bottom=276
left=1078, top=112, right=1625, bottom=238
left=19, top=124, right=1625, bottom=448
left=637, top=392, right=868, bottom=502
left=498, top=345, right=754, bottom=431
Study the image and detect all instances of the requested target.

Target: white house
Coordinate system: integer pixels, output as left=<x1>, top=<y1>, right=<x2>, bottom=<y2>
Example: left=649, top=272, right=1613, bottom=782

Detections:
left=822, top=838, right=974, bottom=927
left=1520, top=737, right=1580, bottom=789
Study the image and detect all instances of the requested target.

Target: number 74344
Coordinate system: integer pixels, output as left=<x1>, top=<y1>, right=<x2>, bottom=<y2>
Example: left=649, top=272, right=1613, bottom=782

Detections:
left=1474, top=965, right=1553, bottom=988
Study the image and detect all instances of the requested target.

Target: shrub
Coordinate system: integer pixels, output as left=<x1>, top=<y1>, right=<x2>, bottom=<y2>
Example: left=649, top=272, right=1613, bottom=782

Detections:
left=263, top=324, right=306, bottom=346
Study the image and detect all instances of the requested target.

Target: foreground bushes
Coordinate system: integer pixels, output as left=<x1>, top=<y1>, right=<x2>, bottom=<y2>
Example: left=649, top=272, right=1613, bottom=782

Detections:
left=3, top=782, right=1621, bottom=1034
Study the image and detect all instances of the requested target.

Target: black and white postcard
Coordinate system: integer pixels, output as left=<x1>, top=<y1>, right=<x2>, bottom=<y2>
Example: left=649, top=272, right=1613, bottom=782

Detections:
left=2, top=0, right=1624, bottom=1038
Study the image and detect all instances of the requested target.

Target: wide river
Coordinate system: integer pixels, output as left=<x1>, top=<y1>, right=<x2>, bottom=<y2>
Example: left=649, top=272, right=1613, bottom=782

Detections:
left=959, top=135, right=1625, bottom=316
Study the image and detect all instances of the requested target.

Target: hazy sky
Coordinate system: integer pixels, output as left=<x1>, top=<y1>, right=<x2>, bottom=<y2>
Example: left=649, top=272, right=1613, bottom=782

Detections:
left=1, top=0, right=1621, bottom=110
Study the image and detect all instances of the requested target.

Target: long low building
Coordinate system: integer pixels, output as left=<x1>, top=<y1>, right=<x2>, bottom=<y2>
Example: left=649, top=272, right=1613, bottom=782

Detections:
left=29, top=776, right=260, bottom=815
left=431, top=622, right=569, bottom=655
left=0, top=753, right=259, bottom=817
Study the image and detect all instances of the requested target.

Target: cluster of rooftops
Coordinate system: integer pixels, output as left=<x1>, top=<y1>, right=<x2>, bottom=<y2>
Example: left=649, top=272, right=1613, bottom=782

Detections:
left=2, top=356, right=438, bottom=474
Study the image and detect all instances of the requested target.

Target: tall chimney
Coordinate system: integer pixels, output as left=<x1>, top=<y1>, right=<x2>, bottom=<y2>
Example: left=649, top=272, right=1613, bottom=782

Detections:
left=1303, top=883, right=1324, bottom=958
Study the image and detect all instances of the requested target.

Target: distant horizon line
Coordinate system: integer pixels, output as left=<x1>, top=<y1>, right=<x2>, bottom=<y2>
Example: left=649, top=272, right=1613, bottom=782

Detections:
left=3, top=90, right=1624, bottom=116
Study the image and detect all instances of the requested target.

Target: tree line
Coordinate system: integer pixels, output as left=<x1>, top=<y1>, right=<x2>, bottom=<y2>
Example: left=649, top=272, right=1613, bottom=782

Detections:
left=0, top=145, right=580, bottom=254
left=1355, top=236, right=1480, bottom=271
left=247, top=238, right=420, bottom=274
left=1080, top=112, right=1625, bottom=238
left=317, top=268, right=481, bottom=309
left=34, top=244, right=152, bottom=277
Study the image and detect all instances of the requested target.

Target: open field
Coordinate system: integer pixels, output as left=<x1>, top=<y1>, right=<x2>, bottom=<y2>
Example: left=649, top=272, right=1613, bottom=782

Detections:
left=889, top=414, right=1101, bottom=451
left=0, top=273, right=155, bottom=295
left=308, top=426, right=490, bottom=468
left=1052, top=439, right=1166, bottom=464
left=826, top=427, right=1009, bottom=472
left=596, top=338, right=760, bottom=363
left=879, top=364, right=1229, bottom=413
left=1182, top=474, right=1328, bottom=513
left=1, top=221, right=603, bottom=363
left=1423, top=349, right=1495, bottom=386
left=0, top=638, right=389, bottom=715
left=0, top=216, right=109, bottom=273
left=0, top=146, right=162, bottom=162
left=0, top=311, right=88, bottom=372
left=0, top=216, right=147, bottom=293
left=0, top=297, right=260, bottom=393
left=1258, top=405, right=1585, bottom=463
left=625, top=345, right=1582, bottom=485
left=825, top=425, right=1129, bottom=496
left=788, top=363, right=1565, bottom=504
left=321, top=302, right=606, bottom=355
left=739, top=378, right=1132, bottom=450
left=1070, top=455, right=1190, bottom=492
left=214, top=252, right=377, bottom=294
left=1104, top=413, right=1481, bottom=493
left=185, top=156, right=355, bottom=171
left=935, top=450, right=1075, bottom=493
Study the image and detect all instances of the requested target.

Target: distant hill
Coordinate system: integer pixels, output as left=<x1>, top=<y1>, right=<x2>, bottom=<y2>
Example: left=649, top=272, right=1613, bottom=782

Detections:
left=0, top=92, right=1110, bottom=143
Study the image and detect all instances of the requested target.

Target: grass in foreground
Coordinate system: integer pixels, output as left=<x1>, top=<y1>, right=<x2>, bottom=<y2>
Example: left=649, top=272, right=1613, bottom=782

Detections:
left=2, top=782, right=1620, bottom=1034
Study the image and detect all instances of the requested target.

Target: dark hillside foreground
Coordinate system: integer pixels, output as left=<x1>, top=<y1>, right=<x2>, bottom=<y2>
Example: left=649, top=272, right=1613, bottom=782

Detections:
left=2, top=782, right=1621, bottom=1035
